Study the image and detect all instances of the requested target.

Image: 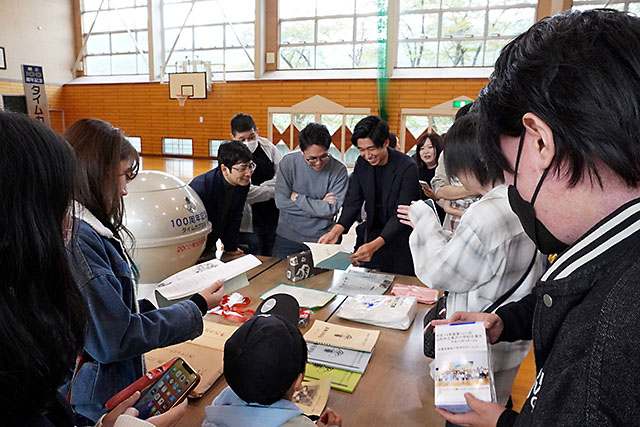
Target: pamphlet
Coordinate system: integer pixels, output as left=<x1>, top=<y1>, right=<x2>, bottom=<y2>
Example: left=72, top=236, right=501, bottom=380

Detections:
left=304, top=363, right=362, bottom=393
left=304, top=242, right=353, bottom=270
left=304, top=320, right=379, bottom=353
left=391, top=284, right=439, bottom=304
left=292, top=378, right=332, bottom=416
left=327, top=270, right=394, bottom=297
left=155, top=255, right=261, bottom=300
left=307, top=342, right=373, bottom=374
left=434, top=322, right=496, bottom=413
left=260, top=283, right=336, bottom=309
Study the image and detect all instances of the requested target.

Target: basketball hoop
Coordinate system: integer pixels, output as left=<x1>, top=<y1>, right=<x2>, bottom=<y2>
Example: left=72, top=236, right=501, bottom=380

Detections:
left=176, top=94, right=190, bottom=107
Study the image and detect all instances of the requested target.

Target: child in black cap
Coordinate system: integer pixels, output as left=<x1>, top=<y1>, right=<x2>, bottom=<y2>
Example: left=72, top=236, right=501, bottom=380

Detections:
left=202, top=294, right=342, bottom=427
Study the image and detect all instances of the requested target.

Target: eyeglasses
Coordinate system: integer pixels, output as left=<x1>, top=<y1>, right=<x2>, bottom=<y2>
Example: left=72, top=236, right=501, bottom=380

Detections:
left=232, top=161, right=257, bottom=173
left=305, top=153, right=330, bottom=164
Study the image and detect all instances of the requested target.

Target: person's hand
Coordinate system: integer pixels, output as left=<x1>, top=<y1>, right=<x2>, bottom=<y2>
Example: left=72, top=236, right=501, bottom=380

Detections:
left=349, top=238, right=384, bottom=263
left=146, top=399, right=189, bottom=427
left=223, top=249, right=244, bottom=257
left=436, top=393, right=506, bottom=427
left=198, top=279, right=224, bottom=310
left=397, top=204, right=414, bottom=228
left=318, top=407, right=342, bottom=426
left=322, top=192, right=337, bottom=204
left=318, top=225, right=343, bottom=244
left=101, top=391, right=141, bottom=427
left=421, top=183, right=438, bottom=200
left=290, top=191, right=299, bottom=201
left=430, top=312, right=504, bottom=344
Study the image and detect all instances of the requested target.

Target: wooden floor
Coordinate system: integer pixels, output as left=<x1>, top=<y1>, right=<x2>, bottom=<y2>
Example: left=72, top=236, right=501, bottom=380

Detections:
left=139, top=155, right=538, bottom=412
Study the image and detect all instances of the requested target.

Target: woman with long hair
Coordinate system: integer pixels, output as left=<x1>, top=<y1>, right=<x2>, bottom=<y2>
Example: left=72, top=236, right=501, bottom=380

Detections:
left=413, top=133, right=445, bottom=222
left=62, top=118, right=224, bottom=424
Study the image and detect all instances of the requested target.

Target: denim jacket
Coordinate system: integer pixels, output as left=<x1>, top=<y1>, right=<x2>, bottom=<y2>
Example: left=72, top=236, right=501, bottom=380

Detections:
left=61, top=203, right=204, bottom=422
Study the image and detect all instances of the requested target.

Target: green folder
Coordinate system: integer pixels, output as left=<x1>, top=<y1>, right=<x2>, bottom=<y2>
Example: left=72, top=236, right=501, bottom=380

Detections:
left=304, top=363, right=362, bottom=393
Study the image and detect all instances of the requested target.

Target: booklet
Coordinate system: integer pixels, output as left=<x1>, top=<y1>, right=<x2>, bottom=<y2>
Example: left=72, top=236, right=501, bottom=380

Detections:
left=292, top=378, right=332, bottom=417
left=304, top=242, right=353, bottom=270
left=327, top=269, right=394, bottom=297
left=304, top=363, right=362, bottom=393
left=307, top=342, right=373, bottom=374
left=391, top=284, right=439, bottom=304
left=155, top=255, right=261, bottom=300
left=304, top=320, right=379, bottom=353
left=434, top=322, right=496, bottom=413
left=260, top=283, right=336, bottom=310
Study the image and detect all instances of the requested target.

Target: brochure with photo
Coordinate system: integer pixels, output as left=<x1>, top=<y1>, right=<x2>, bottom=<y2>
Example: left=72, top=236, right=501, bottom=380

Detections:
left=434, top=322, right=496, bottom=413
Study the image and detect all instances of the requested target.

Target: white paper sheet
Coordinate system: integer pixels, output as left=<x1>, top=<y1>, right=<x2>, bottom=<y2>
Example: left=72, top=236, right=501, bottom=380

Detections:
left=261, top=283, right=336, bottom=309
left=155, top=255, right=261, bottom=300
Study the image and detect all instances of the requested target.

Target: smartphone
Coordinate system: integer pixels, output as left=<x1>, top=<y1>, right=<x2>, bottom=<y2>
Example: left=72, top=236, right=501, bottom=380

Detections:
left=133, top=357, right=200, bottom=419
left=419, top=180, right=430, bottom=188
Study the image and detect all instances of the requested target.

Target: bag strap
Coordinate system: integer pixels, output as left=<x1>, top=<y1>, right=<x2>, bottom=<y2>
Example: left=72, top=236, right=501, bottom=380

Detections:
left=484, top=252, right=537, bottom=314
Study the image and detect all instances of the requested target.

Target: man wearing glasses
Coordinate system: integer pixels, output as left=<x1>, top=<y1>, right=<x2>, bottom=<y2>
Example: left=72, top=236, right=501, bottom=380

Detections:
left=272, top=123, right=349, bottom=258
left=319, top=115, right=419, bottom=275
left=190, top=140, right=254, bottom=258
left=231, top=113, right=282, bottom=257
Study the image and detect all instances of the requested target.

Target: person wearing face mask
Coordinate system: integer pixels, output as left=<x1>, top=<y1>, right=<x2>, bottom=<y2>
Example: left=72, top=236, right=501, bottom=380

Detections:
left=319, top=115, right=420, bottom=275
left=431, top=10, right=640, bottom=427
left=62, top=119, right=225, bottom=424
left=398, top=114, right=543, bottom=410
left=231, top=113, right=282, bottom=257
left=413, top=133, right=446, bottom=223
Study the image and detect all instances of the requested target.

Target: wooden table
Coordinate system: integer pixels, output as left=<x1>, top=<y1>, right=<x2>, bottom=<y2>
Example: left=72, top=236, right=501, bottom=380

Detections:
left=181, top=258, right=443, bottom=426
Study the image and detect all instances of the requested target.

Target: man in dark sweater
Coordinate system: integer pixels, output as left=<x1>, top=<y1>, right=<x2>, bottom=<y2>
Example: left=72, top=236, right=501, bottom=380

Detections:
left=432, top=10, right=640, bottom=427
left=190, top=141, right=253, bottom=257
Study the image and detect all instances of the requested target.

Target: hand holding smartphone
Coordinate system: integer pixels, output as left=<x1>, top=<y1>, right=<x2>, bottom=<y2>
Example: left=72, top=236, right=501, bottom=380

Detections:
left=133, top=357, right=200, bottom=420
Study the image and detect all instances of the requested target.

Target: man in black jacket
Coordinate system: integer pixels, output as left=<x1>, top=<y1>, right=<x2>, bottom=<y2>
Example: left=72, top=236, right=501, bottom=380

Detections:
left=433, top=9, right=640, bottom=427
left=319, top=115, right=419, bottom=275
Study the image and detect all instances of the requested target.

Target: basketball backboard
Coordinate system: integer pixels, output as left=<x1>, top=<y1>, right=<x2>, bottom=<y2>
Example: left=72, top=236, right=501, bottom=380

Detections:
left=169, top=72, right=207, bottom=99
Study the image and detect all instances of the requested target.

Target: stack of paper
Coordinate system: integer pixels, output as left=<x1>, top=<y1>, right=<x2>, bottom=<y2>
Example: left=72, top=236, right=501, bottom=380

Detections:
left=304, top=242, right=353, bottom=270
left=303, top=320, right=380, bottom=392
left=327, top=269, right=395, bottom=297
left=260, top=283, right=336, bottom=309
left=155, top=255, right=261, bottom=300
left=145, top=320, right=239, bottom=398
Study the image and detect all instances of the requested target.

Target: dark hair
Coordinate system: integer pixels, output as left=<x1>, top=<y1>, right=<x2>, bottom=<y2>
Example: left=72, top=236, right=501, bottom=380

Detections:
left=230, top=113, right=257, bottom=135
left=414, top=133, right=443, bottom=168
left=0, top=112, right=87, bottom=416
left=388, top=132, right=398, bottom=148
left=476, top=9, right=640, bottom=187
left=299, top=122, right=331, bottom=151
left=455, top=102, right=473, bottom=120
left=444, top=114, right=504, bottom=186
left=64, top=119, right=139, bottom=240
left=351, top=115, right=389, bottom=148
left=218, top=140, right=253, bottom=169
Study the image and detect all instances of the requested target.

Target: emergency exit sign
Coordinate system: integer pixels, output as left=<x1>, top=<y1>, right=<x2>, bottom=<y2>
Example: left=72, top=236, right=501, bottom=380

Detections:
left=453, top=100, right=472, bottom=108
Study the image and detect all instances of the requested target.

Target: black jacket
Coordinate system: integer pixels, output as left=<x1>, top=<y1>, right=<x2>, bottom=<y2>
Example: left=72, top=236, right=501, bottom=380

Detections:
left=496, top=198, right=640, bottom=426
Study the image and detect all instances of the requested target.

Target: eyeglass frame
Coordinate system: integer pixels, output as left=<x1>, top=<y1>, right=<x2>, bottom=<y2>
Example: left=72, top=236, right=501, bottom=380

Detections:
left=231, top=161, right=257, bottom=173
left=304, top=152, right=331, bottom=164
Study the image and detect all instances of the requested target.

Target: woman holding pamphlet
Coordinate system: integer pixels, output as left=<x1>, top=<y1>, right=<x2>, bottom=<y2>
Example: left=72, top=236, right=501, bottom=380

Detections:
left=61, top=118, right=225, bottom=424
left=397, top=114, right=543, bottom=408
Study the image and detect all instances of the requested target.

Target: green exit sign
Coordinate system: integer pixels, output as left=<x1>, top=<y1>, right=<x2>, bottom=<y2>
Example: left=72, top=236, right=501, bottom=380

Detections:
left=453, top=100, right=472, bottom=108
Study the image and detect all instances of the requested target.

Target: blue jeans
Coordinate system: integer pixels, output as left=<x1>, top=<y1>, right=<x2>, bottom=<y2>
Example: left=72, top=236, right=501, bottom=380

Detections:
left=272, top=234, right=309, bottom=259
left=238, top=224, right=277, bottom=257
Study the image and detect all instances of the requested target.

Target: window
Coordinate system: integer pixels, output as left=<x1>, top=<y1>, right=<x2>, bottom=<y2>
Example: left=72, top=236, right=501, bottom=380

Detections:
left=209, top=139, right=224, bottom=157
left=126, top=136, right=142, bottom=152
left=572, top=0, right=640, bottom=13
left=278, top=0, right=388, bottom=70
left=397, top=0, right=536, bottom=68
left=162, top=0, right=255, bottom=72
left=81, top=0, right=149, bottom=76
left=162, top=137, right=193, bottom=155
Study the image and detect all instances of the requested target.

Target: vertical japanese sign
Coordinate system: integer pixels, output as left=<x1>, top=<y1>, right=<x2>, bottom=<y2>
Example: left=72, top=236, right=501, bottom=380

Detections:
left=21, top=65, right=50, bottom=125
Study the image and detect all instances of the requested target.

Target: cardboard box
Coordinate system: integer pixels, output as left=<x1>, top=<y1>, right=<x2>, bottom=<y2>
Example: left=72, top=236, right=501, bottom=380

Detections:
left=286, top=250, right=326, bottom=282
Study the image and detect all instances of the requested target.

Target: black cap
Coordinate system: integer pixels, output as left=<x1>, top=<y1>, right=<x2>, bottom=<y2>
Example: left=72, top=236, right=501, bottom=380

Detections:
left=224, top=294, right=307, bottom=405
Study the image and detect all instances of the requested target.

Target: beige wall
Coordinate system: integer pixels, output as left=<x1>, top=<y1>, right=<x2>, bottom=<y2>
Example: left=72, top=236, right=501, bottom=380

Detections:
left=0, top=0, right=75, bottom=85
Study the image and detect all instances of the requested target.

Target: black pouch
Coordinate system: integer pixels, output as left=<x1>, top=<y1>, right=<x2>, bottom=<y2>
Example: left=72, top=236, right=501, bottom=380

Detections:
left=423, top=294, right=447, bottom=359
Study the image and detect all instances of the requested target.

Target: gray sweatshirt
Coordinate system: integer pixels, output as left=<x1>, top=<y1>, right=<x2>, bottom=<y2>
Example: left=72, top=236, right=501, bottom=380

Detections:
left=274, top=151, right=348, bottom=243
